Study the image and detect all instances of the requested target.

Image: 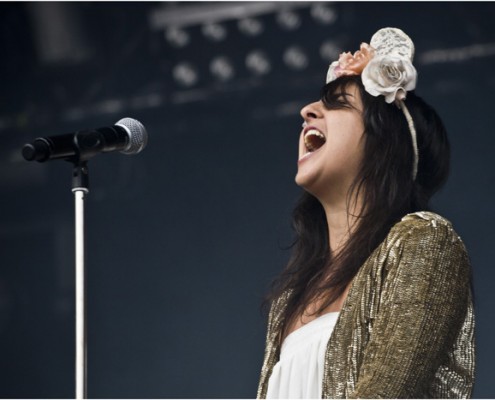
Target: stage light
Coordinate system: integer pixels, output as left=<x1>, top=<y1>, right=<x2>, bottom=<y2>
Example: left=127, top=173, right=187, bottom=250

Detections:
left=310, top=4, right=337, bottom=25
left=245, top=50, right=271, bottom=75
left=202, top=23, right=227, bottom=42
left=283, top=46, right=308, bottom=70
left=238, top=18, right=264, bottom=37
left=173, top=62, right=198, bottom=87
left=276, top=10, right=301, bottom=31
left=320, top=40, right=342, bottom=62
left=165, top=27, right=190, bottom=48
left=210, top=56, right=235, bottom=81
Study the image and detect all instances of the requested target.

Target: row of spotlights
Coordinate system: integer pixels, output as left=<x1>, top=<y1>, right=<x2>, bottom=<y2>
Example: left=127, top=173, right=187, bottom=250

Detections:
left=172, top=41, right=341, bottom=87
left=165, top=4, right=337, bottom=48
left=166, top=17, right=265, bottom=48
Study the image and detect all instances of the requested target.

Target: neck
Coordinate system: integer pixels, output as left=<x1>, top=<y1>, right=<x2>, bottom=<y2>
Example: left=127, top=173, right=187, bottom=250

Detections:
left=318, top=188, right=364, bottom=254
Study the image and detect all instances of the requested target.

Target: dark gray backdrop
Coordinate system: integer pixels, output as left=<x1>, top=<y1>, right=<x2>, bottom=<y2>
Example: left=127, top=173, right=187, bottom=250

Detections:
left=0, top=2, right=493, bottom=398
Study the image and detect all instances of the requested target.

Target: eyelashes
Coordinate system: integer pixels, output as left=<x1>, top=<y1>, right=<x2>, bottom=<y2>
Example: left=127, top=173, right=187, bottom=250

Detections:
left=322, top=98, right=352, bottom=110
left=321, top=90, right=356, bottom=110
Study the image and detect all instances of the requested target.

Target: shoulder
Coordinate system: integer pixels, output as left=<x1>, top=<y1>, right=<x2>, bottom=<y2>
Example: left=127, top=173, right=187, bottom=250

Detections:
left=399, top=211, right=454, bottom=228
left=388, top=211, right=463, bottom=244
left=380, top=211, right=470, bottom=275
left=371, top=212, right=472, bottom=304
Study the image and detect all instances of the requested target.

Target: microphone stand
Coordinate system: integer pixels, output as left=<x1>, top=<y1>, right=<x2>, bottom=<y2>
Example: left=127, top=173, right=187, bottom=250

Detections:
left=22, top=122, right=147, bottom=399
left=69, top=132, right=103, bottom=399
left=72, top=160, right=89, bottom=400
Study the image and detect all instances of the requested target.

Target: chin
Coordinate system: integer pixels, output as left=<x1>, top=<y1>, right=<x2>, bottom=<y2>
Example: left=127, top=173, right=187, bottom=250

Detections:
left=295, top=171, right=308, bottom=188
left=295, top=170, right=343, bottom=201
left=295, top=172, right=318, bottom=195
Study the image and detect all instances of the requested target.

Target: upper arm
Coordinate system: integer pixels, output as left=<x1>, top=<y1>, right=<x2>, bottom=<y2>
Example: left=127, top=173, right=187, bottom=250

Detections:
left=349, top=220, right=471, bottom=398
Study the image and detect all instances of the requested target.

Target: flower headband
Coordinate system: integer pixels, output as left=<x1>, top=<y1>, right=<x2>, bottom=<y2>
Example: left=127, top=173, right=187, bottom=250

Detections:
left=326, top=27, right=419, bottom=180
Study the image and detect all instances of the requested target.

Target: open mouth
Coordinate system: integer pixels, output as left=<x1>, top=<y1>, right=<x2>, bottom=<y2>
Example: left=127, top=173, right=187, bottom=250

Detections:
left=304, top=129, right=326, bottom=153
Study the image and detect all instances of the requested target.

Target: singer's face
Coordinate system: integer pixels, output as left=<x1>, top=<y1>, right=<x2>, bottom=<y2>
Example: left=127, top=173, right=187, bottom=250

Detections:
left=295, top=83, right=365, bottom=198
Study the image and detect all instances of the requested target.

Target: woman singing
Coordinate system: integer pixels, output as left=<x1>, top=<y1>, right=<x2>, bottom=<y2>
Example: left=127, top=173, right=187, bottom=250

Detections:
left=257, top=28, right=475, bottom=398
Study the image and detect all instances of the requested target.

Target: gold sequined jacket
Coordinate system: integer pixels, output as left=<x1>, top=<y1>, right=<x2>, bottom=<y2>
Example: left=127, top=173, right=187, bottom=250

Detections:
left=257, top=212, right=475, bottom=398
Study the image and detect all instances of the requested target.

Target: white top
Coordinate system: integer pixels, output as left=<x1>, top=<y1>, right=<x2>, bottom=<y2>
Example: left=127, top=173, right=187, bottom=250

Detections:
left=266, top=312, right=340, bottom=399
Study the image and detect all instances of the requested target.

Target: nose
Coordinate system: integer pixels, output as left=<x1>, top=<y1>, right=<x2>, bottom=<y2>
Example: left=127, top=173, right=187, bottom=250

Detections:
left=300, top=101, right=323, bottom=123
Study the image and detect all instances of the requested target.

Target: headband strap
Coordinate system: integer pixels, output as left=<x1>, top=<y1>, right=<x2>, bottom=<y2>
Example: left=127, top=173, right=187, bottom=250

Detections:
left=398, top=100, right=418, bottom=180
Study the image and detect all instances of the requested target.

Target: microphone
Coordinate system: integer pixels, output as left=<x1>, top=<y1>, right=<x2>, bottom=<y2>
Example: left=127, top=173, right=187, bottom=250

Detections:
left=22, top=118, right=148, bottom=162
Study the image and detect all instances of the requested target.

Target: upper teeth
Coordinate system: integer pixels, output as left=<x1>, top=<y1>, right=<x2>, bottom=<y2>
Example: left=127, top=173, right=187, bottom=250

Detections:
left=305, top=129, right=325, bottom=140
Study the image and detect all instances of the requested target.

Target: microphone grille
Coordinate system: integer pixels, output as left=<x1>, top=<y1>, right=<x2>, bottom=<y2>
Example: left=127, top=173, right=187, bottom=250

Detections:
left=115, top=118, right=148, bottom=155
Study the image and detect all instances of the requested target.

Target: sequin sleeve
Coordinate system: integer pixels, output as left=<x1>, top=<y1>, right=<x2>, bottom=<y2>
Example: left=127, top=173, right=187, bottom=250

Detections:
left=349, top=217, right=474, bottom=398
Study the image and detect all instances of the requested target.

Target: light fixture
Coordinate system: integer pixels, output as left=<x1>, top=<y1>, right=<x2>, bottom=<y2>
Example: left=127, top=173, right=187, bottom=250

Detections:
left=276, top=10, right=301, bottom=31
left=165, top=27, right=190, bottom=48
left=245, top=50, right=271, bottom=75
left=202, top=23, right=227, bottom=42
left=210, top=56, right=235, bottom=81
left=310, top=4, right=337, bottom=25
left=283, top=46, right=308, bottom=70
left=319, top=40, right=342, bottom=62
left=238, top=18, right=264, bottom=37
left=173, top=62, right=198, bottom=87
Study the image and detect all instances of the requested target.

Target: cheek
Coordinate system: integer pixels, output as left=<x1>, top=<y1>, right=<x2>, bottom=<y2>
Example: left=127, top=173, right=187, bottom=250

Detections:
left=327, top=127, right=365, bottom=169
left=345, top=133, right=365, bottom=165
left=330, top=123, right=363, bottom=149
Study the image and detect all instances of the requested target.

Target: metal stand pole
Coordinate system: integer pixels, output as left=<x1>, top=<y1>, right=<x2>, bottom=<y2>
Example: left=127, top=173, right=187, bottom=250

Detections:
left=73, top=162, right=89, bottom=400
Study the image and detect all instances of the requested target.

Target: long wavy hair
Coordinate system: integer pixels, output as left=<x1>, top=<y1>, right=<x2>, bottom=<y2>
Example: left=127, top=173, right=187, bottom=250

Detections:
left=266, top=75, right=450, bottom=339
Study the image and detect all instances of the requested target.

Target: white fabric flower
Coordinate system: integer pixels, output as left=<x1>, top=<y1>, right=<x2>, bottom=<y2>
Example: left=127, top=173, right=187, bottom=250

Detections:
left=361, top=55, right=417, bottom=104
left=326, top=61, right=340, bottom=83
